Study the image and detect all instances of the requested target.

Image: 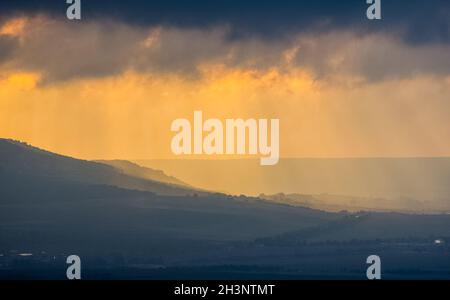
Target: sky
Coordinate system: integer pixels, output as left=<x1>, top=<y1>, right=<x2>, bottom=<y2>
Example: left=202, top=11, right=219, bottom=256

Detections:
left=0, top=0, right=449, bottom=160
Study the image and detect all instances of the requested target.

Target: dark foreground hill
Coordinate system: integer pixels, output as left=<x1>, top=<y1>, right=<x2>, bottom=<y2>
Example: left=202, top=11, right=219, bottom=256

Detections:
left=0, top=138, right=337, bottom=246
left=1, top=139, right=450, bottom=279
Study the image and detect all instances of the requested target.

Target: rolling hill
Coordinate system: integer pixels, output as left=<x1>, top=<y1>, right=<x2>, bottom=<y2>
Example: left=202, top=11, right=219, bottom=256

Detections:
left=0, top=138, right=337, bottom=248
left=95, top=159, right=190, bottom=187
left=0, top=139, right=197, bottom=197
left=1, top=138, right=450, bottom=279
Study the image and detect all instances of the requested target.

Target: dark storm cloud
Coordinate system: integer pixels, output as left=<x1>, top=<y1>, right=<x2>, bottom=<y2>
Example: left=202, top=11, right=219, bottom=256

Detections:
left=0, top=35, right=18, bottom=63
left=0, top=0, right=449, bottom=45
left=0, top=0, right=449, bottom=83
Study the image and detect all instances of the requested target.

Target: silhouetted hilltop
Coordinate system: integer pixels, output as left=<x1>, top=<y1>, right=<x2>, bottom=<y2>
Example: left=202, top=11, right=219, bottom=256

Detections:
left=0, top=138, right=197, bottom=196
left=96, top=159, right=189, bottom=187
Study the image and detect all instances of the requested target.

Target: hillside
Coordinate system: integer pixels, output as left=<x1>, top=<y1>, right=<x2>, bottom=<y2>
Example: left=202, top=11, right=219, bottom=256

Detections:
left=1, top=139, right=450, bottom=279
left=0, top=139, right=197, bottom=196
left=0, top=138, right=338, bottom=245
left=95, top=159, right=189, bottom=187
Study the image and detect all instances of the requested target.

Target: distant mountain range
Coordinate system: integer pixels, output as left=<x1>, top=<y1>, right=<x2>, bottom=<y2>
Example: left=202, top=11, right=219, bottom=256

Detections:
left=259, top=193, right=450, bottom=214
left=138, top=158, right=450, bottom=212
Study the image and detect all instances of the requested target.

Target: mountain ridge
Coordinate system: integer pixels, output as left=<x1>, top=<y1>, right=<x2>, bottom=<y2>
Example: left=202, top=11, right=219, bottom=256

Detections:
left=95, top=159, right=190, bottom=188
left=0, top=138, right=200, bottom=196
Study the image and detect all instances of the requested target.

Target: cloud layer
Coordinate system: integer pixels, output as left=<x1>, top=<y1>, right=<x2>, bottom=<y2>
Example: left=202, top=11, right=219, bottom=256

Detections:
left=1, top=16, right=449, bottom=84
left=0, top=4, right=449, bottom=159
left=1, top=0, right=449, bottom=45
